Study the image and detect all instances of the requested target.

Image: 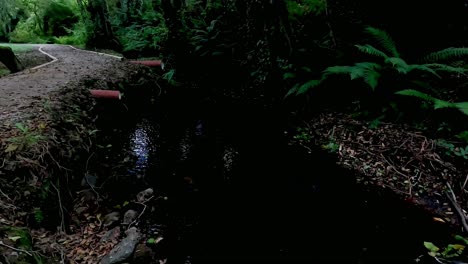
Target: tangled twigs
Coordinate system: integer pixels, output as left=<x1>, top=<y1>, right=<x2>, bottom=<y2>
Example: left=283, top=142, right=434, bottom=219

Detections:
left=127, top=196, right=165, bottom=229
left=0, top=240, right=33, bottom=256
left=50, top=182, right=66, bottom=233
left=446, top=183, right=468, bottom=233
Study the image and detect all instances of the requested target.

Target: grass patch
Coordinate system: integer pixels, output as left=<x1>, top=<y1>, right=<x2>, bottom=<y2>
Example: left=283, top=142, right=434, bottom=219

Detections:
left=0, top=68, right=10, bottom=76
left=0, top=43, right=35, bottom=53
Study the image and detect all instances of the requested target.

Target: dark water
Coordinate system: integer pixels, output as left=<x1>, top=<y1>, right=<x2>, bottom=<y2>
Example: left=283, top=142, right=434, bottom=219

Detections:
left=92, top=89, right=452, bottom=264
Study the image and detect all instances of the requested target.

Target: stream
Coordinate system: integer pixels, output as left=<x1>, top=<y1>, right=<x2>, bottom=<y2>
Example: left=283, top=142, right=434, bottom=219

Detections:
left=89, top=87, right=452, bottom=264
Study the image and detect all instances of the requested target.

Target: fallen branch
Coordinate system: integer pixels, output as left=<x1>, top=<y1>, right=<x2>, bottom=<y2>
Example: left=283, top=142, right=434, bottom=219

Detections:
left=446, top=183, right=468, bottom=233
left=127, top=196, right=165, bottom=229
left=50, top=182, right=65, bottom=233
left=0, top=240, right=33, bottom=256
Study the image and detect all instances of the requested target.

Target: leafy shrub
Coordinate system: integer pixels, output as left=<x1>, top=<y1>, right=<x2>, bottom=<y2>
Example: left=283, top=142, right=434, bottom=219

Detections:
left=9, top=16, right=45, bottom=43
left=286, top=26, right=468, bottom=115
left=54, top=20, right=89, bottom=45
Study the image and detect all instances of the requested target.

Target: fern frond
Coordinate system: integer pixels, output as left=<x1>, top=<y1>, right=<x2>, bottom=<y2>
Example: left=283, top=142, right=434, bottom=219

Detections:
left=364, top=70, right=381, bottom=90
left=395, top=89, right=468, bottom=116
left=283, top=72, right=296, bottom=80
left=385, top=57, right=409, bottom=73
left=424, top=63, right=467, bottom=75
left=355, top=44, right=389, bottom=59
left=454, top=102, right=468, bottom=116
left=422, top=47, right=468, bottom=62
left=365, top=27, right=400, bottom=58
left=297, top=79, right=323, bottom=95
left=351, top=62, right=381, bottom=80
left=323, top=65, right=354, bottom=76
left=395, top=89, right=436, bottom=101
left=407, top=65, right=441, bottom=78
left=285, top=83, right=300, bottom=97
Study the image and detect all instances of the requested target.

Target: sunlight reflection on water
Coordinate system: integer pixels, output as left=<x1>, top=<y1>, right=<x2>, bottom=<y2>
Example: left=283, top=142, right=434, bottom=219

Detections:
left=130, top=120, right=152, bottom=174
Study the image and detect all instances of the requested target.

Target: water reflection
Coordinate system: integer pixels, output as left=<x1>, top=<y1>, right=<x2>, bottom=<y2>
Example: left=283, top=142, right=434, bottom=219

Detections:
left=129, top=119, right=154, bottom=176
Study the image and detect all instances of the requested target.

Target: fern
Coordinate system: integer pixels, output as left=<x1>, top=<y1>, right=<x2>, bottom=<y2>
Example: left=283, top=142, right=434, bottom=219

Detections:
left=323, top=65, right=354, bottom=76
left=385, top=57, right=409, bottom=73
left=395, top=89, right=439, bottom=101
left=365, top=27, right=400, bottom=58
left=364, top=70, right=381, bottom=90
left=296, top=79, right=322, bottom=95
left=424, top=63, right=467, bottom=75
left=407, top=65, right=441, bottom=78
left=286, top=83, right=300, bottom=97
left=396, top=89, right=468, bottom=116
left=286, top=79, right=323, bottom=97
left=355, top=44, right=389, bottom=59
left=455, top=102, right=468, bottom=116
left=422, top=47, right=468, bottom=62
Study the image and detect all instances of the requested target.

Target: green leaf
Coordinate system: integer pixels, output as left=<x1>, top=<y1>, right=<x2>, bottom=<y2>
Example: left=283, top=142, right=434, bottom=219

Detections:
left=424, top=63, right=467, bottom=75
left=385, top=57, right=409, bottom=73
left=424, top=242, right=440, bottom=253
left=434, top=99, right=455, bottom=109
left=364, top=27, right=400, bottom=58
left=297, top=79, right=322, bottom=95
left=455, top=235, right=468, bottom=245
left=364, top=69, right=380, bottom=90
left=15, top=123, right=27, bottom=133
left=422, top=47, right=468, bottom=62
left=355, top=44, right=389, bottom=59
left=285, top=83, right=300, bottom=98
left=454, top=102, right=468, bottom=116
left=147, top=238, right=156, bottom=244
left=323, top=65, right=354, bottom=76
left=407, top=65, right=441, bottom=78
left=8, top=236, right=22, bottom=242
left=283, top=72, right=296, bottom=80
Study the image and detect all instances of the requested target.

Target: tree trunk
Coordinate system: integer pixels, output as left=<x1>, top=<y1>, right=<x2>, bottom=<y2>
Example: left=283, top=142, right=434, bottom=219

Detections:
left=87, top=0, right=121, bottom=50
left=0, top=46, right=24, bottom=73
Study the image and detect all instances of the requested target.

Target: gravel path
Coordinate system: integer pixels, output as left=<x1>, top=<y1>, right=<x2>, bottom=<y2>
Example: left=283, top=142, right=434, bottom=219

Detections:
left=0, top=44, right=127, bottom=122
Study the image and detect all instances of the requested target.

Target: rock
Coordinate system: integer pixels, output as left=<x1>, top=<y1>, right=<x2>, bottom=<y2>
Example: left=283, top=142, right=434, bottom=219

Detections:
left=100, top=227, right=141, bottom=264
left=122, top=210, right=138, bottom=225
left=103, top=212, right=120, bottom=227
left=75, top=206, right=88, bottom=215
left=81, top=174, right=97, bottom=188
left=136, top=188, right=153, bottom=202
left=133, top=243, right=154, bottom=263
left=100, top=226, right=121, bottom=243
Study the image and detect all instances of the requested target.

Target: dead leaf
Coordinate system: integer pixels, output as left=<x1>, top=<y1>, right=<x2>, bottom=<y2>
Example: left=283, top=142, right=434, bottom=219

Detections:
left=4, top=144, right=18, bottom=153
left=8, top=236, right=21, bottom=242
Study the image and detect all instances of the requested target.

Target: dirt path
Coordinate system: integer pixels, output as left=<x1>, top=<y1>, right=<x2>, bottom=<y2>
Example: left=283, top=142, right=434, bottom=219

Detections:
left=0, top=44, right=126, bottom=122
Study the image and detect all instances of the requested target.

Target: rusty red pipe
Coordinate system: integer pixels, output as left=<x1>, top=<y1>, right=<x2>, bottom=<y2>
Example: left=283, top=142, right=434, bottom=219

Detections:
left=90, top=90, right=121, bottom=100
left=129, top=60, right=164, bottom=69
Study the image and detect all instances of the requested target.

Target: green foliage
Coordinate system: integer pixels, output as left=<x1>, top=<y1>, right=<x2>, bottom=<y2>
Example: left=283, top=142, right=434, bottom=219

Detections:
left=455, top=131, right=468, bottom=144
left=422, top=47, right=468, bottom=63
left=5, top=122, right=45, bottom=152
left=287, top=0, right=327, bottom=19
left=396, top=89, right=468, bottom=116
left=437, top=140, right=468, bottom=159
left=0, top=43, right=33, bottom=52
left=108, top=0, right=168, bottom=55
left=424, top=237, right=467, bottom=261
left=293, top=127, right=313, bottom=143
left=321, top=140, right=339, bottom=153
left=33, top=208, right=44, bottom=224
left=9, top=16, right=45, bottom=43
left=54, top=20, right=89, bottom=45
left=43, top=0, right=78, bottom=36
left=364, top=27, right=400, bottom=58
left=286, top=26, right=468, bottom=120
